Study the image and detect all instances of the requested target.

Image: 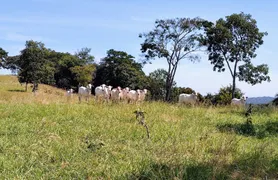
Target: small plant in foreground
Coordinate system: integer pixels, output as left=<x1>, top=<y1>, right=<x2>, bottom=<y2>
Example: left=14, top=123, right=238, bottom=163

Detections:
left=134, top=109, right=150, bottom=139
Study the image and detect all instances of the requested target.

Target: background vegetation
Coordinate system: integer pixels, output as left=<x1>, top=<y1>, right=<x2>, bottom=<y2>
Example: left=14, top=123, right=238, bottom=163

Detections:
left=0, top=12, right=273, bottom=104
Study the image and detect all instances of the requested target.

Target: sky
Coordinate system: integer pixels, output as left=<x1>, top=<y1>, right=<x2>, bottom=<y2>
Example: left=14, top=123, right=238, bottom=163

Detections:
left=0, top=0, right=277, bottom=97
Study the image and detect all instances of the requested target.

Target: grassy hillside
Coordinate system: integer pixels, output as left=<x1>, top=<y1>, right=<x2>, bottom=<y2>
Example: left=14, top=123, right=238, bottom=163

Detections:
left=0, top=75, right=74, bottom=104
left=0, top=75, right=277, bottom=179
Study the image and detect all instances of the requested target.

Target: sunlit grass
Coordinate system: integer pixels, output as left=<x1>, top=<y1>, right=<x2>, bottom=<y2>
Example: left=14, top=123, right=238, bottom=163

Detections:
left=0, top=75, right=278, bottom=179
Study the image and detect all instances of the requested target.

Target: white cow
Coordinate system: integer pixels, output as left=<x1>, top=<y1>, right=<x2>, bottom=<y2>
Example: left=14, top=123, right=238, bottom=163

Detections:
left=138, top=89, right=148, bottom=102
left=111, top=87, right=122, bottom=102
left=121, top=87, right=130, bottom=101
left=78, top=84, right=92, bottom=102
left=179, top=92, right=198, bottom=106
left=231, top=96, right=247, bottom=106
left=107, top=85, right=113, bottom=100
left=95, top=84, right=112, bottom=102
left=127, top=89, right=140, bottom=103
left=95, top=84, right=107, bottom=101
left=66, top=88, right=74, bottom=98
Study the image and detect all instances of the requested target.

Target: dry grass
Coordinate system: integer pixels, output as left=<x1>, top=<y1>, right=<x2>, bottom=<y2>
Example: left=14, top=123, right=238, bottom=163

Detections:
left=0, top=75, right=80, bottom=104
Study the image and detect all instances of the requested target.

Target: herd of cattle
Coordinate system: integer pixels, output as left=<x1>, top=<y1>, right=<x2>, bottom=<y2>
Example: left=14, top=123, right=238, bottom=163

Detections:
left=66, top=84, right=247, bottom=106
left=66, top=84, right=148, bottom=103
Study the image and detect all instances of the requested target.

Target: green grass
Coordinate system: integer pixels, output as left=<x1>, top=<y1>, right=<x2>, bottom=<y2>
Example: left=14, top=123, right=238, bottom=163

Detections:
left=0, top=75, right=278, bottom=179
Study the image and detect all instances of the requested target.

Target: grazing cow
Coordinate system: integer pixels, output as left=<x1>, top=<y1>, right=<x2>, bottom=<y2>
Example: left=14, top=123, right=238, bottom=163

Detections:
left=95, top=84, right=107, bottom=101
left=127, top=89, right=140, bottom=103
left=121, top=87, right=130, bottom=101
left=107, top=85, right=113, bottom=99
left=111, top=87, right=122, bottom=102
left=138, top=89, right=148, bottom=102
left=231, top=96, right=247, bottom=106
left=95, top=84, right=112, bottom=102
left=66, top=88, right=74, bottom=98
left=119, top=89, right=124, bottom=100
left=78, top=84, right=92, bottom=102
left=179, top=92, right=198, bottom=106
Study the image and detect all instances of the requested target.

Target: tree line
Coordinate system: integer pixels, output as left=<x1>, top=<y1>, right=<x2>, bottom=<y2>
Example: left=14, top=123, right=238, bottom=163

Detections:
left=0, top=12, right=274, bottom=104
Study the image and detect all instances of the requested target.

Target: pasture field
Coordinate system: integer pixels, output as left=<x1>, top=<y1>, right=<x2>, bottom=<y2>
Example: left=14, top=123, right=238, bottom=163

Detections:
left=0, top=75, right=278, bottom=179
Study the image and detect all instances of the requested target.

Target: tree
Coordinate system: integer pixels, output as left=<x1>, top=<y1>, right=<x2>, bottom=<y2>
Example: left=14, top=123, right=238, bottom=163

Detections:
left=0, top=48, right=8, bottom=68
left=203, top=93, right=216, bottom=105
left=49, top=50, right=89, bottom=89
left=139, top=17, right=206, bottom=101
left=203, top=12, right=270, bottom=98
left=5, top=55, right=20, bottom=74
left=147, top=69, right=176, bottom=101
left=70, top=64, right=96, bottom=86
left=51, top=52, right=79, bottom=88
left=94, top=49, right=147, bottom=90
left=6, top=49, right=70, bottom=88
left=4, top=45, right=96, bottom=89
left=203, top=85, right=244, bottom=105
left=215, top=84, right=244, bottom=105
left=17, top=40, right=52, bottom=91
left=75, top=47, right=95, bottom=64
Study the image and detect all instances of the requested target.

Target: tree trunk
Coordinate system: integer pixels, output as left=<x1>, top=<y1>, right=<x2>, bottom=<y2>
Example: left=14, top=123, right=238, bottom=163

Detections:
left=232, top=76, right=236, bottom=99
left=165, top=63, right=178, bottom=102
left=32, top=82, right=35, bottom=93
left=32, top=82, right=38, bottom=94
left=166, top=86, right=172, bottom=102
left=165, top=73, right=175, bottom=102
left=165, top=81, right=171, bottom=102
left=232, top=60, right=239, bottom=99
left=168, top=64, right=178, bottom=101
left=165, top=77, right=174, bottom=102
left=25, top=83, right=28, bottom=92
left=165, top=62, right=172, bottom=101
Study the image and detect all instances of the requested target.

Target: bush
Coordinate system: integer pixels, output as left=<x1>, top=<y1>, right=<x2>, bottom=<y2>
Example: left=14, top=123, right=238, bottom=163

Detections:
left=203, top=85, right=244, bottom=105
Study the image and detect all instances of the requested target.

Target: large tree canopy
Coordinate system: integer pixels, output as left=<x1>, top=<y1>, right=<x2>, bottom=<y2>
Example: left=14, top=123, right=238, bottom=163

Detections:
left=52, top=51, right=84, bottom=88
left=203, top=12, right=270, bottom=98
left=4, top=42, right=94, bottom=90
left=17, top=40, right=54, bottom=90
left=47, top=47, right=94, bottom=88
left=139, top=17, right=206, bottom=101
left=74, top=47, right=95, bottom=65
left=5, top=55, right=20, bottom=74
left=0, top=48, right=8, bottom=69
left=94, top=49, right=147, bottom=89
left=70, top=64, right=96, bottom=87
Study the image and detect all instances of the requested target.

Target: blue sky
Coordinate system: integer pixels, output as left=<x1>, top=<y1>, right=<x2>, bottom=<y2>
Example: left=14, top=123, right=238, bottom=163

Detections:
left=1, top=0, right=277, bottom=97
